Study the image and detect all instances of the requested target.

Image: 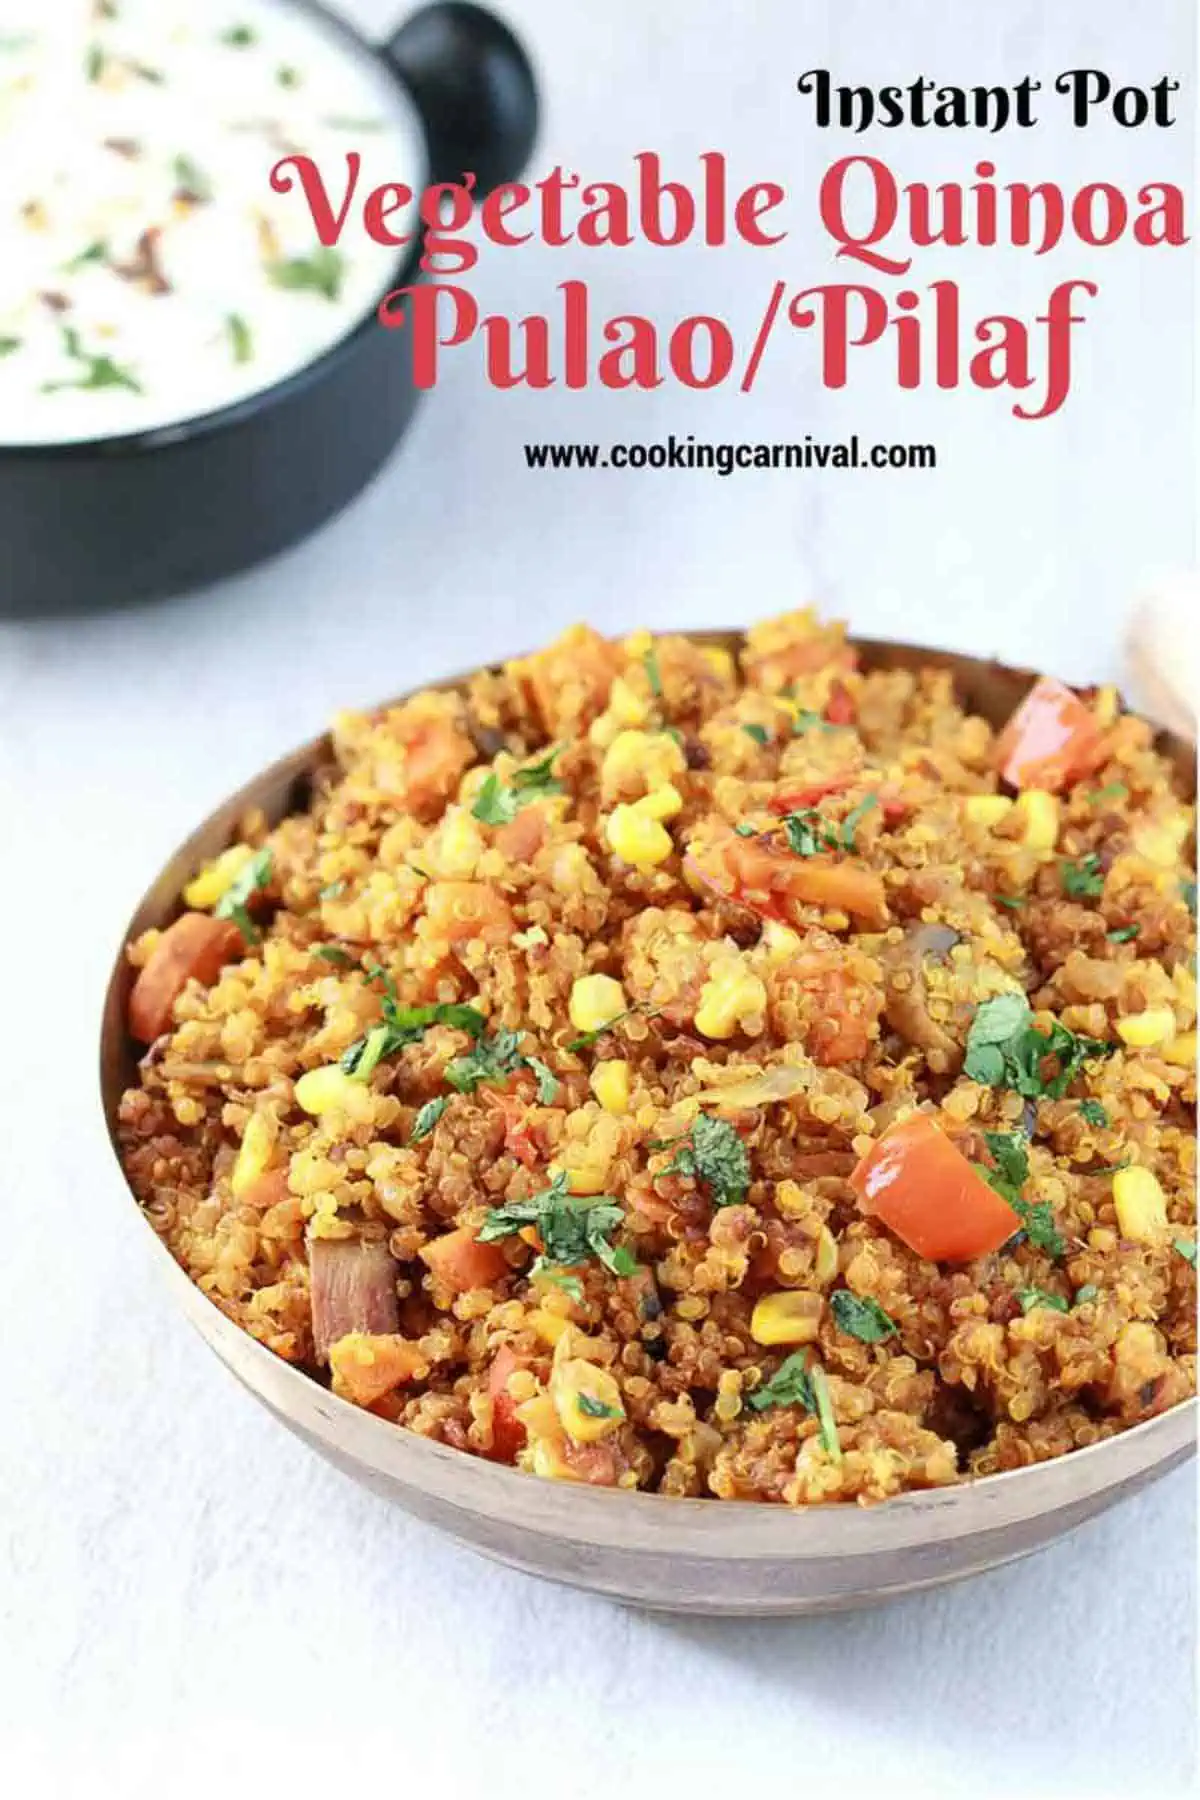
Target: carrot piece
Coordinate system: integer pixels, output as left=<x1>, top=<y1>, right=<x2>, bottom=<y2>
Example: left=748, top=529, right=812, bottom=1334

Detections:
left=768, top=772, right=857, bottom=813
left=495, top=806, right=547, bottom=863
left=995, top=676, right=1106, bottom=792
left=329, top=1332, right=429, bottom=1408
left=423, top=880, right=515, bottom=946
left=728, top=834, right=888, bottom=925
left=127, top=912, right=243, bottom=1043
left=420, top=1226, right=510, bottom=1293
left=487, top=1344, right=528, bottom=1462
left=850, top=1114, right=1020, bottom=1262
left=824, top=680, right=856, bottom=725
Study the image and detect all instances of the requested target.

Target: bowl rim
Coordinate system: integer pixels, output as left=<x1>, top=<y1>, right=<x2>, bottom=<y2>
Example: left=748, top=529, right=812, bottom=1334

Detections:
left=99, top=629, right=1198, bottom=1556
left=0, top=0, right=426, bottom=463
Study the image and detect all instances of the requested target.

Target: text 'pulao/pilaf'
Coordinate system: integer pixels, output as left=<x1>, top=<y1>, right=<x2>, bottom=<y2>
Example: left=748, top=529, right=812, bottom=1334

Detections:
left=117, top=611, right=1197, bottom=1504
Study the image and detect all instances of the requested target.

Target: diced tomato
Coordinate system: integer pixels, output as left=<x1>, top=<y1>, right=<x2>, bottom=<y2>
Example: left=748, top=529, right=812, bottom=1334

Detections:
left=487, top=1345, right=528, bottom=1462
left=128, top=912, right=243, bottom=1043
left=485, top=1089, right=542, bottom=1168
left=419, top=1226, right=509, bottom=1292
left=824, top=681, right=856, bottom=726
left=995, top=676, right=1107, bottom=793
left=396, top=721, right=475, bottom=818
left=850, top=1113, right=1020, bottom=1262
left=768, top=772, right=857, bottom=813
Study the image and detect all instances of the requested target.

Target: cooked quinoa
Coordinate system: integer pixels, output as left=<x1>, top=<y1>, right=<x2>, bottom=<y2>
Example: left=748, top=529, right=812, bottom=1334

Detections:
left=117, top=611, right=1197, bottom=1505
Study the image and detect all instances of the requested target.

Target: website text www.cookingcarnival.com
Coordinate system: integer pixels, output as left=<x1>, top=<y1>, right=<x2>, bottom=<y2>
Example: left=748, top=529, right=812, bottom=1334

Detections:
left=521, top=433, right=936, bottom=474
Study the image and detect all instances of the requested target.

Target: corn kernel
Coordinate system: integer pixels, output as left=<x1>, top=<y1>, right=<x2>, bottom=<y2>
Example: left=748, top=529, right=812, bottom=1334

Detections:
left=231, top=1111, right=275, bottom=1198
left=1163, top=1031, right=1196, bottom=1068
left=569, top=973, right=627, bottom=1035
left=294, top=1064, right=376, bottom=1122
left=605, top=803, right=674, bottom=868
left=1134, top=814, right=1190, bottom=867
left=750, top=1290, right=823, bottom=1346
left=183, top=843, right=255, bottom=909
left=761, top=920, right=803, bottom=965
left=623, top=628, right=653, bottom=658
left=548, top=1149, right=613, bottom=1197
left=434, top=808, right=483, bottom=877
left=814, top=1225, right=839, bottom=1284
left=1116, top=1008, right=1176, bottom=1048
left=613, top=674, right=652, bottom=723
left=1113, top=1166, right=1170, bottom=1244
left=694, top=959, right=767, bottom=1040
left=591, top=1060, right=631, bottom=1115
left=601, top=728, right=685, bottom=797
left=964, top=795, right=1014, bottom=828
left=632, top=783, right=683, bottom=822
left=529, top=1307, right=572, bottom=1345
left=700, top=645, right=735, bottom=682
left=552, top=1358, right=625, bottom=1443
left=1015, top=789, right=1060, bottom=852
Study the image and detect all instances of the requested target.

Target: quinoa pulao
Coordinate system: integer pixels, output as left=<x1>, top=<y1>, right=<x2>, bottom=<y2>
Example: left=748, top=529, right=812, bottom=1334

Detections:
left=117, top=612, right=1197, bottom=1504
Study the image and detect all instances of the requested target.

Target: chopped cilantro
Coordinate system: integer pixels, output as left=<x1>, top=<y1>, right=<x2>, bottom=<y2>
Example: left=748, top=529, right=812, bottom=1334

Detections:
left=525, top=1056, right=560, bottom=1104
left=734, top=822, right=758, bottom=838
left=742, top=723, right=770, bottom=746
left=409, top=1096, right=449, bottom=1143
left=1061, top=853, right=1105, bottom=899
left=840, top=792, right=878, bottom=848
left=1074, top=1284, right=1100, bottom=1305
left=318, top=880, right=345, bottom=901
left=268, top=247, right=345, bottom=302
left=748, top=1352, right=841, bottom=1459
left=748, top=1351, right=814, bottom=1412
left=1107, top=925, right=1139, bottom=944
left=568, top=1007, right=634, bottom=1052
left=313, top=945, right=355, bottom=968
left=791, top=709, right=823, bottom=734
left=1174, top=1238, right=1197, bottom=1269
left=1181, top=878, right=1197, bottom=913
left=214, top=848, right=272, bottom=944
left=983, top=1130, right=1030, bottom=1195
left=221, top=24, right=256, bottom=46
left=643, top=646, right=662, bottom=697
left=479, top=1172, right=636, bottom=1283
left=472, top=747, right=563, bottom=825
left=577, top=1393, right=623, bottom=1420
left=341, top=997, right=486, bottom=1080
left=659, top=1113, right=750, bottom=1208
left=782, top=808, right=840, bottom=857
left=63, top=239, right=108, bottom=271
left=444, top=1027, right=526, bottom=1092
left=173, top=155, right=212, bottom=202
left=227, top=313, right=253, bottom=364
left=0, top=337, right=20, bottom=357
left=1016, top=1287, right=1069, bottom=1315
left=41, top=324, right=141, bottom=396
left=1011, top=1200, right=1065, bottom=1260
left=995, top=895, right=1025, bottom=910
left=85, top=42, right=105, bottom=80
left=277, top=64, right=301, bottom=87
left=1089, top=782, right=1128, bottom=805
left=1079, top=1100, right=1109, bottom=1128
left=964, top=993, right=1113, bottom=1100
left=830, top=1290, right=897, bottom=1343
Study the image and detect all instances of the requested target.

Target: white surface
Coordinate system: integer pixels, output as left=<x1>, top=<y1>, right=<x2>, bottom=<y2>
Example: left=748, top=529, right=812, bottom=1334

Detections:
left=0, top=1, right=1195, bottom=1796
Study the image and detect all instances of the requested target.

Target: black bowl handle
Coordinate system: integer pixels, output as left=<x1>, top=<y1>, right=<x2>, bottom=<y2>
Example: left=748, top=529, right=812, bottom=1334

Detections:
left=383, top=2, right=538, bottom=197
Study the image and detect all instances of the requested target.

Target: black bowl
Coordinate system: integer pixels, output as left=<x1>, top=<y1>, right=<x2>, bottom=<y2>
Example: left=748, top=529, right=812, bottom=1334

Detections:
left=0, top=1, right=537, bottom=618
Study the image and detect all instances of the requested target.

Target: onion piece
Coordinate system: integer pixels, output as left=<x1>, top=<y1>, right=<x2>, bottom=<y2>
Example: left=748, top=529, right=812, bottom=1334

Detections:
left=693, top=1064, right=811, bottom=1110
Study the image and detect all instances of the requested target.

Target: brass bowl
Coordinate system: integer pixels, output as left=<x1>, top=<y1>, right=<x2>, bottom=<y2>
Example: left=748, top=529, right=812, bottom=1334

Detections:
left=99, top=635, right=1198, bottom=1615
